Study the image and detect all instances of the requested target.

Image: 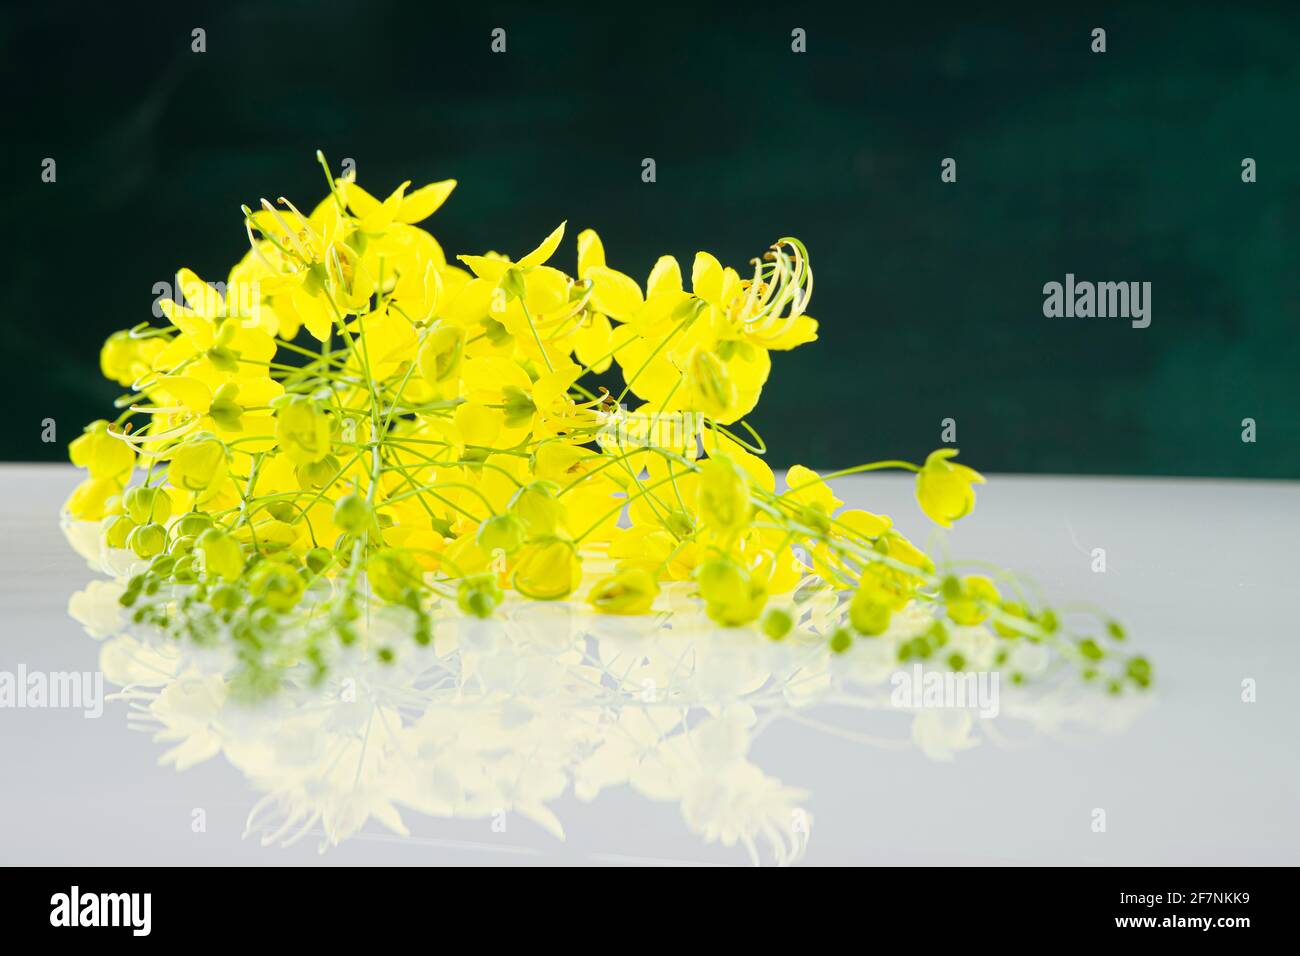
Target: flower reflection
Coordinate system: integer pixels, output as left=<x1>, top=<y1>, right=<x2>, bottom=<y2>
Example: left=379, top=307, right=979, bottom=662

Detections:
left=66, top=532, right=1147, bottom=866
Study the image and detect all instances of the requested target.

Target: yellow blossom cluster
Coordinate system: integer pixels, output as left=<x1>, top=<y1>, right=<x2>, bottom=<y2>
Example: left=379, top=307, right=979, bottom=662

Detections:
left=64, top=153, right=1147, bottom=693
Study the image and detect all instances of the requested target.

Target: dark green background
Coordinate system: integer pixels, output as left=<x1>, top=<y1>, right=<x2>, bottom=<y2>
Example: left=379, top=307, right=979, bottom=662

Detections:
left=4, top=1, right=1297, bottom=476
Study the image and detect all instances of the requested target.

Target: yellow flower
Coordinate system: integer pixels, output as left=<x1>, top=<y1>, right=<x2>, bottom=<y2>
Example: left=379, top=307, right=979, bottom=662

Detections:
left=69, top=420, right=135, bottom=480
left=64, top=476, right=122, bottom=521
left=100, top=331, right=165, bottom=388
left=782, top=465, right=842, bottom=532
left=341, top=177, right=457, bottom=234
left=915, top=449, right=985, bottom=527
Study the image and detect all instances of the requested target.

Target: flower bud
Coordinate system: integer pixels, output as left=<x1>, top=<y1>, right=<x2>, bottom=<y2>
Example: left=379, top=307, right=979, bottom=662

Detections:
left=762, top=607, right=794, bottom=641
left=276, top=396, right=332, bottom=465
left=696, top=556, right=767, bottom=626
left=128, top=522, right=167, bottom=559
left=168, top=437, right=229, bottom=494
left=198, top=528, right=244, bottom=582
left=123, top=486, right=173, bottom=525
left=915, top=449, right=985, bottom=528
left=587, top=566, right=659, bottom=615
left=849, top=582, right=892, bottom=636
left=176, top=512, right=213, bottom=538
left=948, top=575, right=999, bottom=626
left=248, top=559, right=304, bottom=612
left=696, top=455, right=751, bottom=533
left=367, top=550, right=424, bottom=603
left=305, top=547, right=333, bottom=575
left=104, top=515, right=135, bottom=550
left=296, top=453, right=340, bottom=490
left=512, top=537, right=581, bottom=601
left=209, top=584, right=240, bottom=613
left=333, top=493, right=371, bottom=534
left=508, top=481, right=563, bottom=540
left=476, top=513, right=525, bottom=555
left=457, top=573, right=503, bottom=618
left=687, top=349, right=737, bottom=419
left=417, top=325, right=465, bottom=389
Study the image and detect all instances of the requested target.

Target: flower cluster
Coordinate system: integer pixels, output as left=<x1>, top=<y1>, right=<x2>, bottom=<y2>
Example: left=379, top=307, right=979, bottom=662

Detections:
left=65, top=153, right=1150, bottom=695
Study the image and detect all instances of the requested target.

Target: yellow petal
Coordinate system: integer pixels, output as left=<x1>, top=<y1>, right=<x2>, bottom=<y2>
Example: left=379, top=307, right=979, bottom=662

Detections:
left=647, top=255, right=683, bottom=298
left=518, top=221, right=566, bottom=269
left=456, top=254, right=512, bottom=283
left=341, top=181, right=383, bottom=220
left=176, top=268, right=224, bottom=319
left=158, top=299, right=213, bottom=349
left=397, top=179, right=457, bottom=223
left=290, top=289, right=334, bottom=342
left=587, top=266, right=644, bottom=321
left=454, top=403, right=503, bottom=448
left=748, top=313, right=819, bottom=351
left=691, top=252, right=724, bottom=305
left=576, top=228, right=605, bottom=278
left=158, top=376, right=212, bottom=414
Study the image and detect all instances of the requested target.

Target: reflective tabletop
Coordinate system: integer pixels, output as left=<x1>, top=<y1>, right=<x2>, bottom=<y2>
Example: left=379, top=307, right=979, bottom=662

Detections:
left=2, top=465, right=1296, bottom=865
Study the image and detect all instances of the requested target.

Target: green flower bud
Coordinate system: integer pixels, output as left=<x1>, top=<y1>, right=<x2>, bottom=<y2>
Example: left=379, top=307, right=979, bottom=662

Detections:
left=248, top=560, right=305, bottom=612
left=762, top=607, right=794, bottom=641
left=687, top=349, right=737, bottom=419
left=849, top=585, right=892, bottom=636
left=128, top=522, right=167, bottom=558
left=265, top=500, right=300, bottom=524
left=1126, top=655, right=1153, bottom=688
left=296, top=454, right=340, bottom=490
left=696, top=557, right=767, bottom=627
left=198, top=528, right=244, bottom=582
left=209, top=583, right=240, bottom=613
left=512, top=537, right=581, bottom=601
left=123, top=486, right=173, bottom=525
left=276, top=396, right=332, bottom=466
left=176, top=512, right=213, bottom=537
left=587, top=566, right=660, bottom=615
left=508, top=481, right=563, bottom=540
left=305, top=547, right=333, bottom=575
left=457, top=573, right=503, bottom=618
left=172, top=553, right=197, bottom=582
left=947, top=575, right=999, bottom=626
left=168, top=437, right=229, bottom=494
left=696, top=455, right=751, bottom=533
left=333, top=493, right=371, bottom=533
left=418, top=325, right=466, bottom=388
left=1078, top=638, right=1104, bottom=661
left=476, top=513, right=525, bottom=555
left=829, top=627, right=853, bottom=654
left=105, top=515, right=135, bottom=550
left=366, top=550, right=424, bottom=603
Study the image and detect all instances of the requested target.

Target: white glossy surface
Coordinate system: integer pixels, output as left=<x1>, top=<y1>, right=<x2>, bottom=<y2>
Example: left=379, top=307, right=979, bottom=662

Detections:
left=1, top=464, right=1297, bottom=865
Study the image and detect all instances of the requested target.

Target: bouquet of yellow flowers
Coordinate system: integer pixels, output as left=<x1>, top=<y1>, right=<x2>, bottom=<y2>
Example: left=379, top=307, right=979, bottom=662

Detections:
left=64, top=152, right=1150, bottom=696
